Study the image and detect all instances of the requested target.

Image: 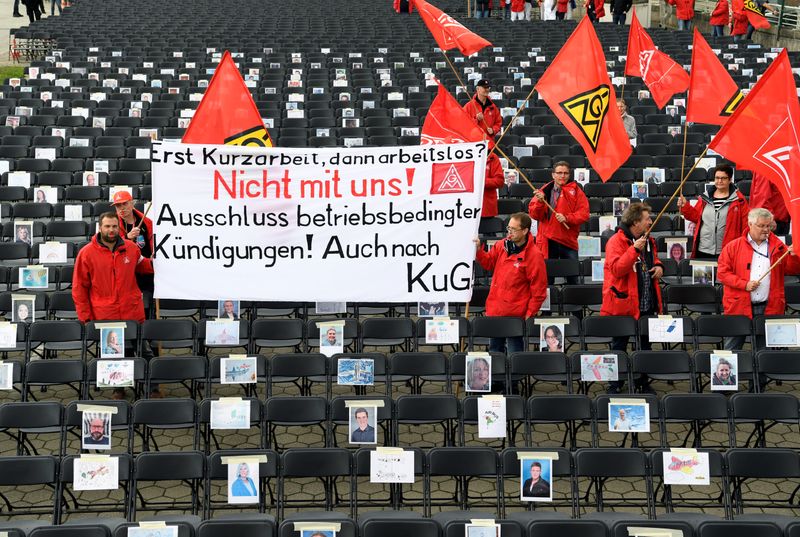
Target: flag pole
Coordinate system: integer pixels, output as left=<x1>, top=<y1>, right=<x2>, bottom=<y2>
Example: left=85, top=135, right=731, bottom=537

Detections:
left=492, top=85, right=536, bottom=153
left=646, top=146, right=708, bottom=236
left=441, top=51, right=499, bottom=137
left=757, top=248, right=793, bottom=283
left=494, top=145, right=570, bottom=229
left=678, top=123, right=689, bottom=196
left=136, top=201, right=153, bottom=229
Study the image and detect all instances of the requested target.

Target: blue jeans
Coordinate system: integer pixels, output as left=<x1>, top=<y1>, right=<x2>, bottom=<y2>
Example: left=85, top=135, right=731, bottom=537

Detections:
left=612, top=12, right=626, bottom=24
left=504, top=4, right=511, bottom=18
left=677, top=18, right=692, bottom=30
left=50, top=0, right=61, bottom=14
left=746, top=23, right=756, bottom=39
left=474, top=9, right=488, bottom=17
left=712, top=24, right=724, bottom=36
left=489, top=336, right=525, bottom=355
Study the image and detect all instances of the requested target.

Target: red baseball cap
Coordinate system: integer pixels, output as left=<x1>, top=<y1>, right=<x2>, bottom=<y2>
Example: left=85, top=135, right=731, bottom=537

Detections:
left=111, top=190, right=133, bottom=205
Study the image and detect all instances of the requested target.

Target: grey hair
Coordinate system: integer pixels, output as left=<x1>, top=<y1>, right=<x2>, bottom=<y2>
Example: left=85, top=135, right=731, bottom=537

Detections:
left=748, top=207, right=773, bottom=225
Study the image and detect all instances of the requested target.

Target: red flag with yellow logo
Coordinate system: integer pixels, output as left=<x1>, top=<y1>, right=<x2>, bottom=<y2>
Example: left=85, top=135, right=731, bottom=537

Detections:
left=182, top=51, right=273, bottom=147
left=536, top=17, right=631, bottom=182
left=686, top=28, right=743, bottom=125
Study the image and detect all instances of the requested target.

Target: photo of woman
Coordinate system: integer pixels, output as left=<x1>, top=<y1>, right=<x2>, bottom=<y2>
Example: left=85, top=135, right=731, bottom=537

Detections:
left=540, top=324, right=563, bottom=352
left=465, top=356, right=491, bottom=392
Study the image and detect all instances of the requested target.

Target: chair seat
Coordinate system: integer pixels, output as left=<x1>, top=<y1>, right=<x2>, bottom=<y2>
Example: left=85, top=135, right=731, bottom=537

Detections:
left=358, top=510, right=423, bottom=522
left=62, top=517, right=128, bottom=531
left=507, top=510, right=572, bottom=522
left=656, top=512, right=723, bottom=528
left=432, top=510, right=498, bottom=525
left=283, top=511, right=352, bottom=521
left=139, top=514, right=202, bottom=528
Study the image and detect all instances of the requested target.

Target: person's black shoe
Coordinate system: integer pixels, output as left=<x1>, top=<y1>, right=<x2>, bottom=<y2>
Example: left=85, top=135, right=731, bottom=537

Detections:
left=13, top=12, right=23, bottom=16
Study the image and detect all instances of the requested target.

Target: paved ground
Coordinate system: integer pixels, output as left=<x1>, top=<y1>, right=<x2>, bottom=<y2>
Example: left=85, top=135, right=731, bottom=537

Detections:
left=0, top=0, right=64, bottom=65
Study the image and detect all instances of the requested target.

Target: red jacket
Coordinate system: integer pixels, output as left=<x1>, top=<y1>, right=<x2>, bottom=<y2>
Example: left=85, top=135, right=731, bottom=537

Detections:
left=476, top=233, right=548, bottom=318
left=118, top=208, right=154, bottom=258
left=72, top=235, right=154, bottom=324
left=511, top=0, right=525, bottom=10
left=556, top=0, right=569, bottom=12
left=600, top=227, right=664, bottom=319
left=680, top=186, right=749, bottom=258
left=749, top=172, right=790, bottom=223
left=528, top=180, right=590, bottom=257
left=482, top=153, right=505, bottom=218
left=667, top=0, right=694, bottom=19
left=718, top=233, right=800, bottom=318
left=710, top=0, right=729, bottom=24
left=594, top=0, right=605, bottom=18
left=393, top=0, right=414, bottom=12
left=463, top=96, right=502, bottom=137
left=731, top=11, right=748, bottom=34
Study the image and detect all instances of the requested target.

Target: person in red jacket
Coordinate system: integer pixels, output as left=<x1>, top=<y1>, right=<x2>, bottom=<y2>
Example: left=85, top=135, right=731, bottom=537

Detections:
left=113, top=190, right=154, bottom=315
left=528, top=161, right=590, bottom=284
left=73, top=212, right=156, bottom=398
left=585, top=0, right=604, bottom=21
left=481, top=153, right=505, bottom=219
left=601, top=203, right=663, bottom=393
left=710, top=0, right=729, bottom=36
left=731, top=10, right=749, bottom=40
left=677, top=164, right=749, bottom=260
left=475, top=212, right=548, bottom=354
left=718, top=208, right=800, bottom=350
left=555, top=0, right=568, bottom=19
left=749, top=172, right=790, bottom=235
left=666, top=0, right=694, bottom=29
left=510, top=0, right=525, bottom=19
left=463, top=80, right=502, bottom=139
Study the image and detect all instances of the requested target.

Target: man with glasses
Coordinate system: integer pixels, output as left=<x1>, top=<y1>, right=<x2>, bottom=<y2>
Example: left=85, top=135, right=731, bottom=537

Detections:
left=718, top=208, right=800, bottom=350
left=475, top=212, right=548, bottom=354
left=529, top=161, right=589, bottom=284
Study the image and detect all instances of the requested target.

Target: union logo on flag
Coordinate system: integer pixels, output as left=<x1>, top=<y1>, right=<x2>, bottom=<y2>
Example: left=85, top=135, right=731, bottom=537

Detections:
left=430, top=161, right=474, bottom=194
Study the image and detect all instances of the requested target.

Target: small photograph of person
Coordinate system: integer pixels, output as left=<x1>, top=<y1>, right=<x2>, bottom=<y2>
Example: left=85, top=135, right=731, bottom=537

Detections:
left=465, top=355, right=491, bottom=392
left=82, top=412, right=111, bottom=450
left=608, top=402, right=650, bottom=433
left=349, top=406, right=377, bottom=444
left=667, top=241, right=686, bottom=263
left=710, top=355, right=738, bottom=390
left=11, top=298, right=34, bottom=324
left=631, top=182, right=649, bottom=201
left=217, top=299, right=239, bottom=320
left=613, top=198, right=630, bottom=217
left=540, top=324, right=564, bottom=352
left=82, top=172, right=97, bottom=186
left=229, top=461, right=259, bottom=501
left=34, top=189, right=47, bottom=203
left=14, top=222, right=33, bottom=246
left=301, top=531, right=333, bottom=537
left=322, top=326, right=340, bottom=347
left=692, top=264, right=714, bottom=285
left=520, top=459, right=552, bottom=501
left=100, top=327, right=124, bottom=358
left=418, top=301, right=447, bottom=317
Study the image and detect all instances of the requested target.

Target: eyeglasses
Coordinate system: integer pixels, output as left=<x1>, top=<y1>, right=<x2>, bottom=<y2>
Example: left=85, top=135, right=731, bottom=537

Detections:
left=507, top=226, right=523, bottom=232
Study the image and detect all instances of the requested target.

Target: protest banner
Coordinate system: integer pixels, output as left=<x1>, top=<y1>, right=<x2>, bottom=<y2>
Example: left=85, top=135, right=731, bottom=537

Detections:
left=151, top=141, right=487, bottom=302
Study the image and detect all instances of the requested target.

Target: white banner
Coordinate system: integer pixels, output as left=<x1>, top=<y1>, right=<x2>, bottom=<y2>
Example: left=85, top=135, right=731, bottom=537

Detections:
left=151, top=141, right=487, bottom=302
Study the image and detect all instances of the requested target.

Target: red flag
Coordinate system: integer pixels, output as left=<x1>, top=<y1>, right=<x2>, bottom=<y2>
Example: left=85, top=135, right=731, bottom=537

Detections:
left=732, top=0, right=770, bottom=29
left=420, top=81, right=485, bottom=144
left=182, top=51, right=273, bottom=147
left=535, top=17, right=631, bottom=182
left=686, top=28, right=743, bottom=125
left=709, top=50, right=800, bottom=240
left=413, top=0, right=492, bottom=57
left=624, top=10, right=690, bottom=109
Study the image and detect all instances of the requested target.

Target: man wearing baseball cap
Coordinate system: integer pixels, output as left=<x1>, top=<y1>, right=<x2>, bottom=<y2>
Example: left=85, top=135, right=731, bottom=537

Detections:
left=463, top=79, right=502, bottom=138
left=112, top=190, right=154, bottom=305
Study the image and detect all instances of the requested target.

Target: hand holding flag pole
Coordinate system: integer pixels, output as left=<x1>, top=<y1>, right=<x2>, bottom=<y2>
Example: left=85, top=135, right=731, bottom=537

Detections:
left=646, top=146, right=709, bottom=236
left=757, top=247, right=794, bottom=283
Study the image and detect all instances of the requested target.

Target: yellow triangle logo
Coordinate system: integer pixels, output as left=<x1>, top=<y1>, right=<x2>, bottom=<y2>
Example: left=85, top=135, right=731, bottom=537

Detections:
left=224, top=126, right=273, bottom=147
left=721, top=91, right=744, bottom=116
left=559, top=84, right=611, bottom=152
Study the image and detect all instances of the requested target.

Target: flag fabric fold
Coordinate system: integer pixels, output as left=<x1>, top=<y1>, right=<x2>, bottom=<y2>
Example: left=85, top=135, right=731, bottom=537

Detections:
left=732, top=0, right=770, bottom=29
left=182, top=51, right=273, bottom=147
left=535, top=17, right=631, bottom=182
left=709, top=50, right=800, bottom=240
left=420, top=81, right=485, bottom=144
left=413, top=0, right=492, bottom=57
left=686, top=28, right=743, bottom=125
left=624, top=10, right=690, bottom=109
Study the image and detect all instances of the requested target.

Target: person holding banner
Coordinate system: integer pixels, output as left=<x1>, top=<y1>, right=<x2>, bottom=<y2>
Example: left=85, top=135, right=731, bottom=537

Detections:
left=463, top=80, right=501, bottom=137
left=601, top=203, right=663, bottom=393
left=113, top=190, right=154, bottom=312
left=677, top=164, right=749, bottom=260
left=475, top=212, right=547, bottom=354
left=73, top=212, right=156, bottom=398
left=717, top=208, right=800, bottom=350
left=528, top=161, right=589, bottom=284
left=481, top=152, right=506, bottom=219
